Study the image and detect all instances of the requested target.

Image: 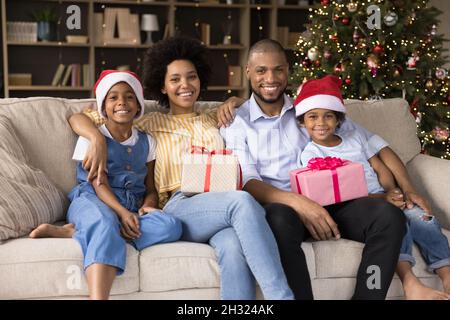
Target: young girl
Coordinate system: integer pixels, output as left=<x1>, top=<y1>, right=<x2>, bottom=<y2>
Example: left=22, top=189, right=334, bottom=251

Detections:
left=295, top=75, right=450, bottom=300
left=30, top=70, right=182, bottom=300
left=61, top=37, right=293, bottom=300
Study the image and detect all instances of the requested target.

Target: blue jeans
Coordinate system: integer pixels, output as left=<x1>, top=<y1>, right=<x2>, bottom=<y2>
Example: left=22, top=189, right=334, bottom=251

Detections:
left=399, top=206, right=450, bottom=272
left=163, top=190, right=294, bottom=300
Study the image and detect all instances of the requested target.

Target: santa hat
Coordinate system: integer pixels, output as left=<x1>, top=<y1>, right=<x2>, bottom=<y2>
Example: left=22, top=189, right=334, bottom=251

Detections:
left=93, top=70, right=145, bottom=119
left=294, top=75, right=346, bottom=117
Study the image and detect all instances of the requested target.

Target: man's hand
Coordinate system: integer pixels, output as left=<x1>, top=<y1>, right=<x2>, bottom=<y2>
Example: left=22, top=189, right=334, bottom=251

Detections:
left=404, top=190, right=432, bottom=214
left=138, top=206, right=158, bottom=216
left=384, top=188, right=406, bottom=210
left=119, top=211, right=141, bottom=240
left=290, top=194, right=341, bottom=241
left=217, top=96, right=246, bottom=128
left=83, top=135, right=108, bottom=186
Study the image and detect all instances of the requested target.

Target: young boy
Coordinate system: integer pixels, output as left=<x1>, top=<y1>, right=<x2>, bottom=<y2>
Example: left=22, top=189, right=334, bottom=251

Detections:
left=294, top=75, right=450, bottom=300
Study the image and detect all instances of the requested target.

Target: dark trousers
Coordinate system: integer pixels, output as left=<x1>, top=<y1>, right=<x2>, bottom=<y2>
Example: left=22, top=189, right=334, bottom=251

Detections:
left=265, top=197, right=406, bottom=300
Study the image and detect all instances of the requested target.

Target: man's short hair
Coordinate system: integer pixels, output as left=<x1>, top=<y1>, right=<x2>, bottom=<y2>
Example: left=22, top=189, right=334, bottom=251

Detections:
left=247, top=39, right=288, bottom=63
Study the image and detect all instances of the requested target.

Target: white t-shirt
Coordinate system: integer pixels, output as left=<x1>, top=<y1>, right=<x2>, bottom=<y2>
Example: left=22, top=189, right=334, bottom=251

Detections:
left=72, top=124, right=156, bottom=163
left=299, top=130, right=385, bottom=194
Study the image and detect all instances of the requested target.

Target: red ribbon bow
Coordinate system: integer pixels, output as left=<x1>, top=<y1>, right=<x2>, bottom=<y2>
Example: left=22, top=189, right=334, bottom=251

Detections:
left=296, top=157, right=348, bottom=204
left=307, top=157, right=346, bottom=170
left=190, top=146, right=242, bottom=192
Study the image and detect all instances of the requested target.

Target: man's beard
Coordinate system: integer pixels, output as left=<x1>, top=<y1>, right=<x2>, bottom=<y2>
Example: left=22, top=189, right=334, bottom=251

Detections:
left=251, top=84, right=287, bottom=104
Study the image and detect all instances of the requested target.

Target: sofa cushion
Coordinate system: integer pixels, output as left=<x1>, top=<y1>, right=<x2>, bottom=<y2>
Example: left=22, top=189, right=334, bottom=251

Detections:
left=344, top=98, right=421, bottom=164
left=0, top=237, right=139, bottom=299
left=138, top=241, right=317, bottom=293
left=311, top=228, right=450, bottom=279
left=0, top=115, right=67, bottom=241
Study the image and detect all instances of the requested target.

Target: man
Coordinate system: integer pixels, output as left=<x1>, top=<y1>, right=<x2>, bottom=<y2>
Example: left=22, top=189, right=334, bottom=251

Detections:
left=220, top=39, right=431, bottom=300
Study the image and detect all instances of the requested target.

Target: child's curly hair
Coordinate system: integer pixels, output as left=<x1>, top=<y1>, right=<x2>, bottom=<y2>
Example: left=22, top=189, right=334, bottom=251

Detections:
left=142, top=36, right=212, bottom=108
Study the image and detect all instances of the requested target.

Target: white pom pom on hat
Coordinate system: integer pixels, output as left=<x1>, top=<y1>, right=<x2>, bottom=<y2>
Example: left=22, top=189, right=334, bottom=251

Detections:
left=294, top=75, right=346, bottom=117
left=93, top=70, right=145, bottom=119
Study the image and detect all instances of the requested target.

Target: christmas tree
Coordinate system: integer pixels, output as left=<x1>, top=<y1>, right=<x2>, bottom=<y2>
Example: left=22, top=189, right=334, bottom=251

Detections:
left=291, top=0, right=450, bottom=159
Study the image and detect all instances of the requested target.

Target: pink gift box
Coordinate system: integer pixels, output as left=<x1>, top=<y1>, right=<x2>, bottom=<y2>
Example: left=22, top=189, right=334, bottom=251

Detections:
left=289, top=157, right=368, bottom=206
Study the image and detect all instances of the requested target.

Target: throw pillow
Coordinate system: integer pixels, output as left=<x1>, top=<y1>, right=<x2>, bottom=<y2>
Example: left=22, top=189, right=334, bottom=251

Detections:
left=0, top=114, right=67, bottom=241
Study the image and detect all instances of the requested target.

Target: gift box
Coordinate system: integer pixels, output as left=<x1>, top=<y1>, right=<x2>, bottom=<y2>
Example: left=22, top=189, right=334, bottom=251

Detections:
left=290, top=157, right=368, bottom=206
left=181, top=146, right=242, bottom=196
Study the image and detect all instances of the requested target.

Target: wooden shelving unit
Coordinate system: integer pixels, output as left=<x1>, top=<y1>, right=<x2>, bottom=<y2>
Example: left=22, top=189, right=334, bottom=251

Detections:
left=1, top=0, right=313, bottom=100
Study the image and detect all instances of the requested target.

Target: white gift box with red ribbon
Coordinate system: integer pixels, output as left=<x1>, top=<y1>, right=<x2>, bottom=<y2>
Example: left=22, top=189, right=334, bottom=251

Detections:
left=181, top=146, right=243, bottom=196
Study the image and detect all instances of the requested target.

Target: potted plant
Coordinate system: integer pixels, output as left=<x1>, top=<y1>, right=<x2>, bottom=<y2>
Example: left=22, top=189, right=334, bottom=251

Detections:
left=32, top=7, right=58, bottom=42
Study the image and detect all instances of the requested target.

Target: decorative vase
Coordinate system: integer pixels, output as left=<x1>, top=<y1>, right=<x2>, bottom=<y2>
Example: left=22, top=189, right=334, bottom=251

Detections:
left=37, top=21, right=56, bottom=42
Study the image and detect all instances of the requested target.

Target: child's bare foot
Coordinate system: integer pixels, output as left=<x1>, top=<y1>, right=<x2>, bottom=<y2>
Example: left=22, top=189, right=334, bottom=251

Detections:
left=29, top=223, right=75, bottom=238
left=404, top=282, right=449, bottom=300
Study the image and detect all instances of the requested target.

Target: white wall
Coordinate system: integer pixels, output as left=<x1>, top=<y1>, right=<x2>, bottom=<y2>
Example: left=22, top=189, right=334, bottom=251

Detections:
left=430, top=0, right=450, bottom=68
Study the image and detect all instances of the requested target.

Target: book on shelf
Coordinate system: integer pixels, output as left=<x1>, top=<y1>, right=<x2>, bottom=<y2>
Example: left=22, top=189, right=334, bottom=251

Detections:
left=61, top=65, right=73, bottom=87
left=71, top=64, right=81, bottom=87
left=200, top=23, right=210, bottom=46
left=162, top=23, right=170, bottom=40
left=51, top=64, right=66, bottom=86
left=83, top=64, right=90, bottom=87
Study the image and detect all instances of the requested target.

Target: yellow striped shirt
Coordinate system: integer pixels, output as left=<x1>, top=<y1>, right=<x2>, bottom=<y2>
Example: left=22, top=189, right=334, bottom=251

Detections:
left=84, top=109, right=224, bottom=208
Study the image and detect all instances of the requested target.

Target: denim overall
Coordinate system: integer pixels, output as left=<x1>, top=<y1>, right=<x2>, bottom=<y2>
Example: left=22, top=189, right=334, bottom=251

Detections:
left=67, top=131, right=181, bottom=275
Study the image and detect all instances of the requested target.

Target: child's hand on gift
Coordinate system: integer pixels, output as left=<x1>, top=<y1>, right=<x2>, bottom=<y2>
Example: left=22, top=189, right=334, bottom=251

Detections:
left=138, top=206, right=158, bottom=216
left=119, top=210, right=141, bottom=240
left=385, top=188, right=406, bottom=209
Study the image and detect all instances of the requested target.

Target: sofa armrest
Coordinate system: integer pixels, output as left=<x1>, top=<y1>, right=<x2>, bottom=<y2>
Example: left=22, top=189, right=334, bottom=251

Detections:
left=406, top=154, right=450, bottom=229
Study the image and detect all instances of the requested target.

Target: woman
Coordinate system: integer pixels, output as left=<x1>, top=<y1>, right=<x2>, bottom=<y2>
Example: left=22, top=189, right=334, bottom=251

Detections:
left=56, top=37, right=293, bottom=300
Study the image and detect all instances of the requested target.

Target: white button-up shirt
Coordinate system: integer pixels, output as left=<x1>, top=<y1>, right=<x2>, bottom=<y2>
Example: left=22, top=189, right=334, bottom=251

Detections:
left=220, top=94, right=389, bottom=191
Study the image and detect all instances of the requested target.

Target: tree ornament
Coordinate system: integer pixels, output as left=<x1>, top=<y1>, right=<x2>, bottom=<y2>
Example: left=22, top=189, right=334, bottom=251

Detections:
left=406, top=52, right=419, bottom=70
left=352, top=28, right=360, bottom=44
left=425, top=78, right=434, bottom=89
left=432, top=127, right=449, bottom=142
left=302, top=58, right=312, bottom=68
left=347, top=2, right=357, bottom=13
left=314, top=59, right=321, bottom=67
left=447, top=94, right=450, bottom=103
left=324, top=49, right=332, bottom=60
left=320, top=0, right=329, bottom=5
left=341, top=17, right=350, bottom=25
left=334, top=62, right=345, bottom=74
left=415, top=112, right=422, bottom=124
left=333, top=15, right=341, bottom=22
left=372, top=44, right=384, bottom=55
left=367, top=54, right=379, bottom=77
left=430, top=24, right=437, bottom=37
left=383, top=12, right=398, bottom=27
left=345, top=77, right=352, bottom=85
left=307, top=47, right=319, bottom=61
left=329, top=34, right=338, bottom=42
left=393, top=66, right=403, bottom=77
left=435, top=68, right=448, bottom=80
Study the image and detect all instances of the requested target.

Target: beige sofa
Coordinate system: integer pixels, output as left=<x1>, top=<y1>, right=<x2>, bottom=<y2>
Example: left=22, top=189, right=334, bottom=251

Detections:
left=0, top=97, right=449, bottom=300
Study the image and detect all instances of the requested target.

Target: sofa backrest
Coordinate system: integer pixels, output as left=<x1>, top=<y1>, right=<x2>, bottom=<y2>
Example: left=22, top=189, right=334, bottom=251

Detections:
left=0, top=97, right=420, bottom=195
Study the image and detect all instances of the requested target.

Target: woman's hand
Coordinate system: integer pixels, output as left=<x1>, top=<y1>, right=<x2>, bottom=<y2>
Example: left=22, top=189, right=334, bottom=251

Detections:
left=217, top=96, right=246, bottom=128
left=83, top=134, right=108, bottom=186
left=119, top=211, right=141, bottom=240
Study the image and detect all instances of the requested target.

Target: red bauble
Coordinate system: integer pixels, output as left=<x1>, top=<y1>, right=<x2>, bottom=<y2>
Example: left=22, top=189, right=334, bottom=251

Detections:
left=372, top=44, right=385, bottom=55
left=321, top=0, right=330, bottom=5
left=447, top=95, right=450, bottom=103
left=302, top=58, right=312, bottom=68
left=342, top=17, right=350, bottom=25
left=330, top=34, right=339, bottom=42
left=345, top=78, right=352, bottom=85
left=324, top=50, right=332, bottom=60
left=314, top=60, right=321, bottom=67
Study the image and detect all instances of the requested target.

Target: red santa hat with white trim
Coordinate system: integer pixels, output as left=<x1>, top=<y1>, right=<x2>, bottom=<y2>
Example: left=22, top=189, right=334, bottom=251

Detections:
left=294, top=75, right=346, bottom=117
left=93, top=70, right=145, bottom=119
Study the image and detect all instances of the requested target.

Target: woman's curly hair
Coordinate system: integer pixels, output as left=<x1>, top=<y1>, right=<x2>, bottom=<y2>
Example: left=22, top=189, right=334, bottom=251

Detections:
left=142, top=36, right=212, bottom=108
